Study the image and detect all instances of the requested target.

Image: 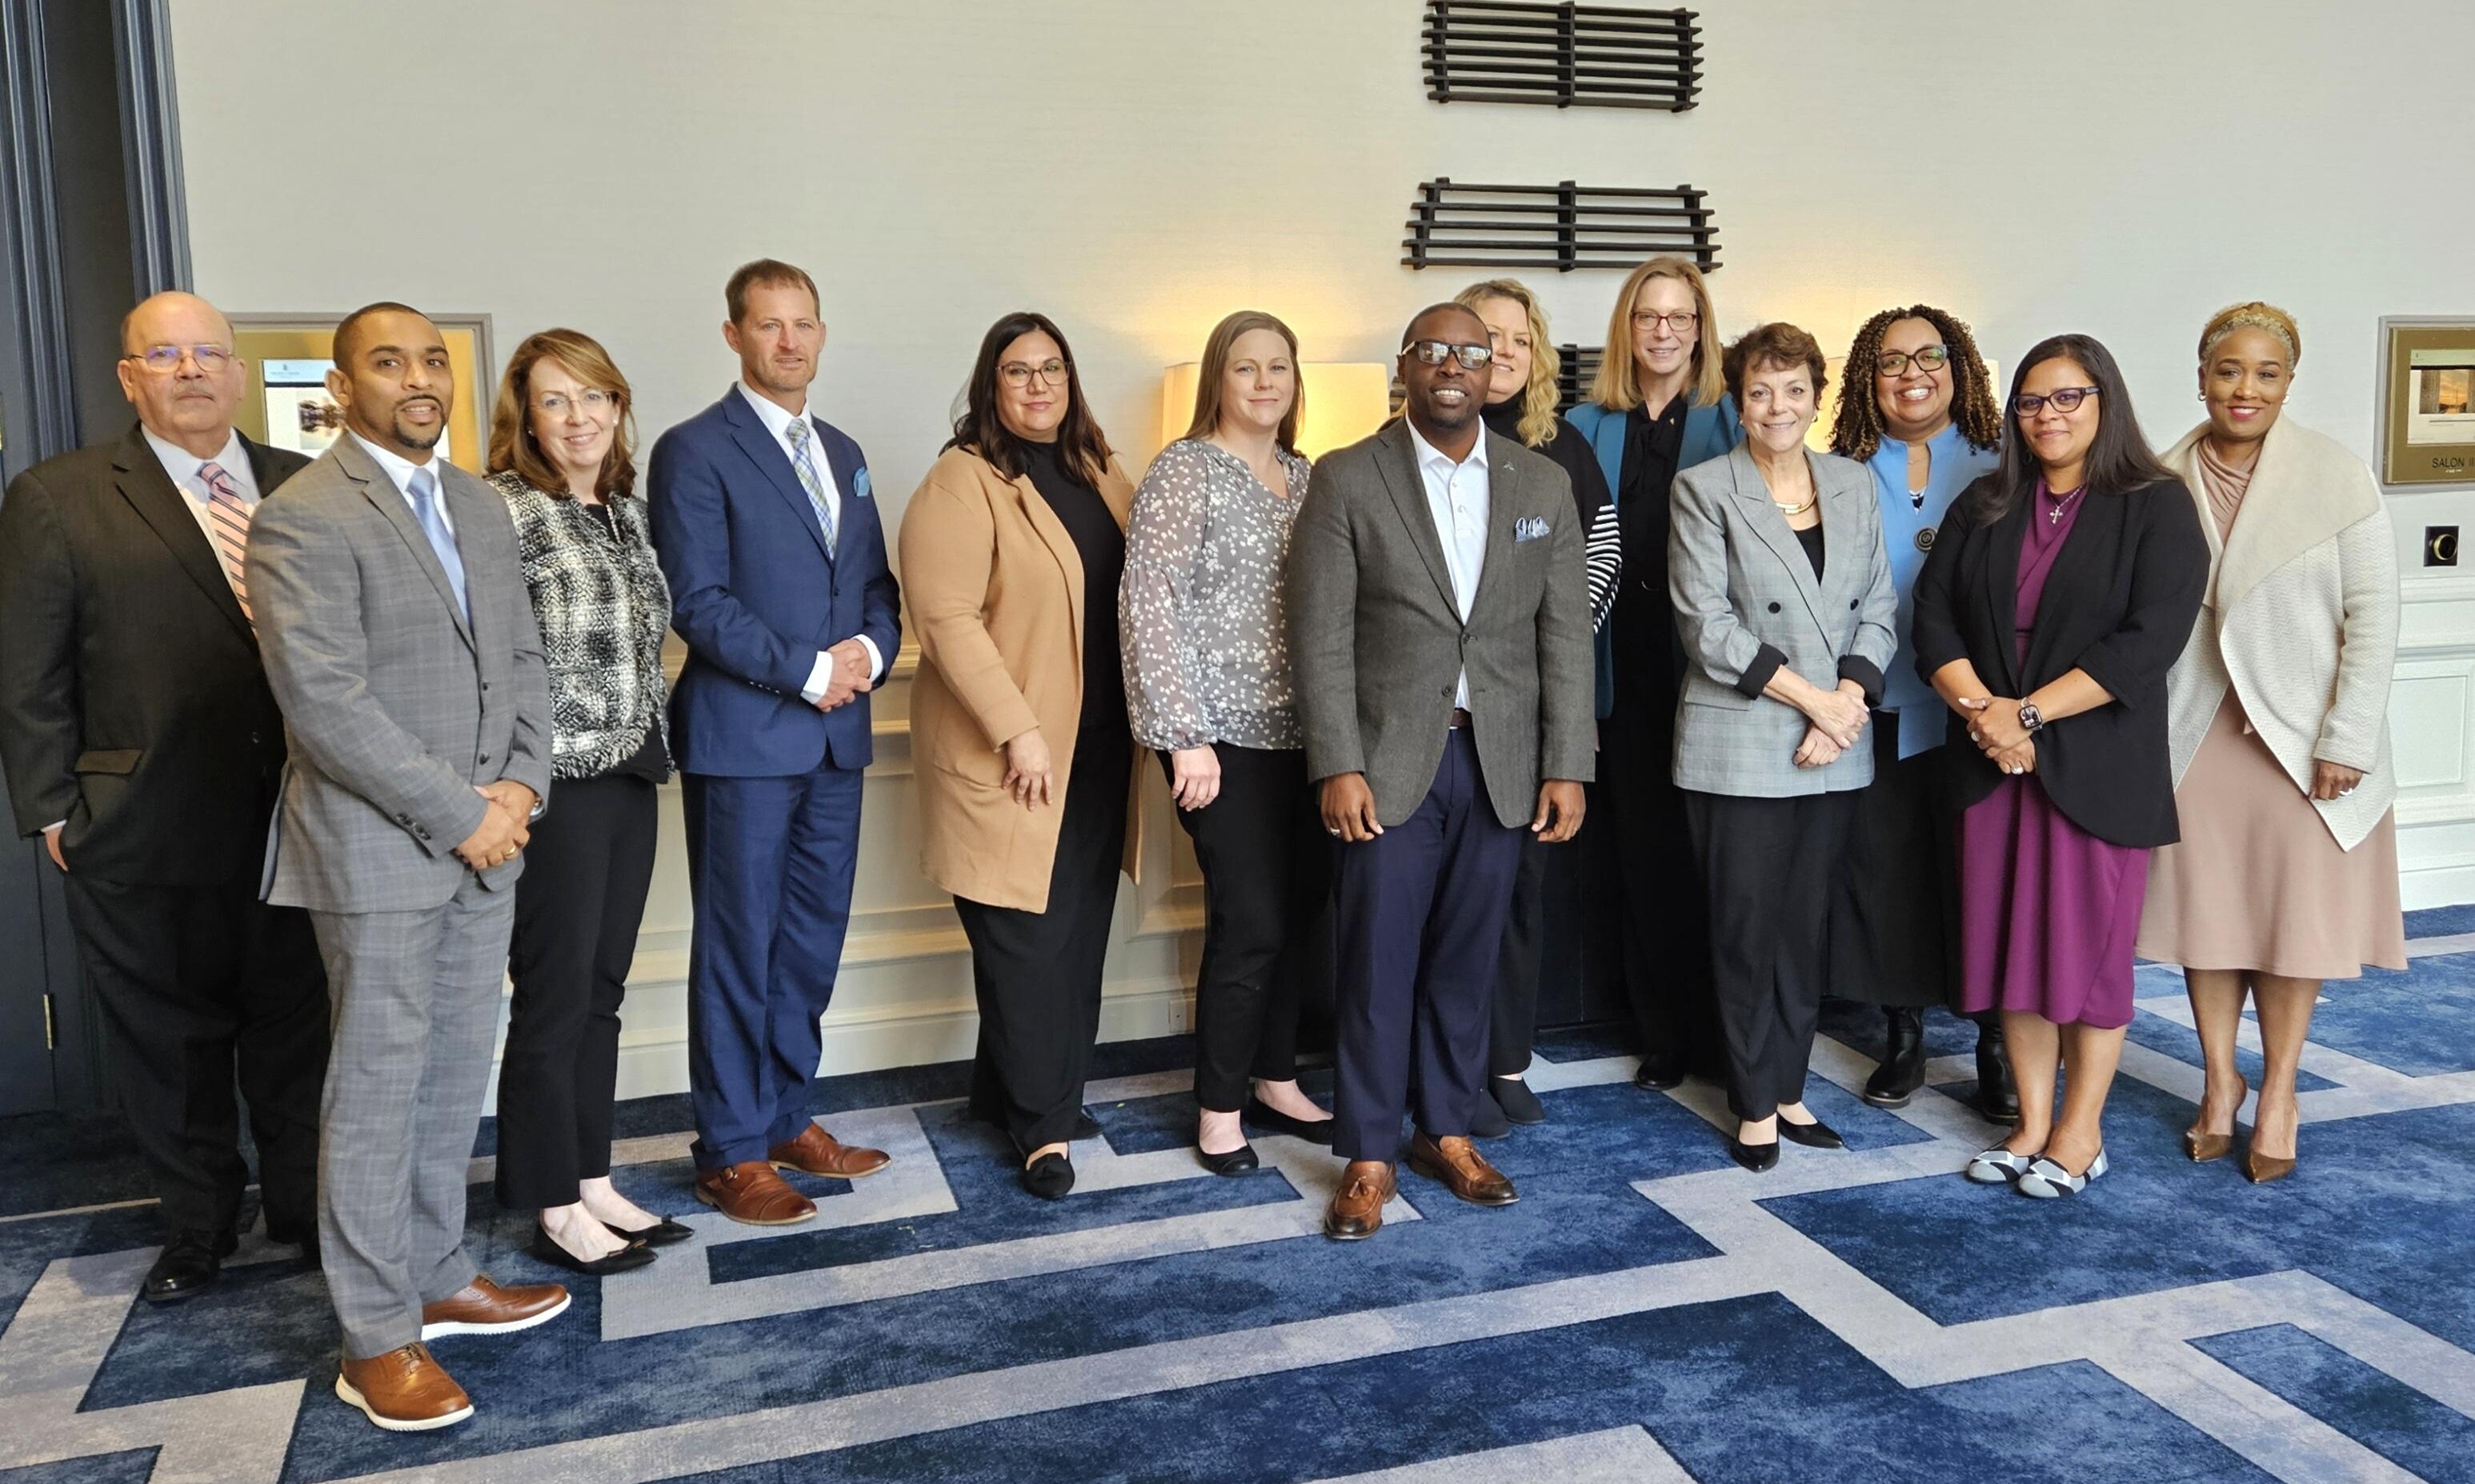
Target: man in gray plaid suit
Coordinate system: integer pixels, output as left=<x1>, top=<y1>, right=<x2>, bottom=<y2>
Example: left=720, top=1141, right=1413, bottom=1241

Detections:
left=250, top=302, right=567, bottom=1432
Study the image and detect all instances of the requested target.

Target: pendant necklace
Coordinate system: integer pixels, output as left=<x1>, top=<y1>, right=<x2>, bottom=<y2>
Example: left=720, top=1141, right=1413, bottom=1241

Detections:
left=2046, top=486, right=2085, bottom=524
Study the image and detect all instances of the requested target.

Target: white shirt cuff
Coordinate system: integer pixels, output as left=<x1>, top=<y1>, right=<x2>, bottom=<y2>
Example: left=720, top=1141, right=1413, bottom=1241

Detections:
left=855, top=635, right=885, bottom=683
left=799, top=651, right=835, bottom=705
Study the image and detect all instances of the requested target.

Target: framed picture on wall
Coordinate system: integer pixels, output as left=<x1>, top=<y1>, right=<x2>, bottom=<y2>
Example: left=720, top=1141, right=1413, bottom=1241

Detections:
left=2377, top=316, right=2475, bottom=494
left=227, top=313, right=496, bottom=475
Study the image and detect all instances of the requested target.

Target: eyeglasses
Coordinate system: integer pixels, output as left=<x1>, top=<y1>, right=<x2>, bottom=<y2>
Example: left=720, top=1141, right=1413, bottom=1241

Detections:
left=1400, top=340, right=1493, bottom=370
left=1877, top=345, right=1950, bottom=376
left=534, top=389, right=616, bottom=417
left=999, top=359, right=1069, bottom=389
left=1630, top=310, right=1700, bottom=334
left=123, top=343, right=235, bottom=374
left=2012, top=386, right=2100, bottom=416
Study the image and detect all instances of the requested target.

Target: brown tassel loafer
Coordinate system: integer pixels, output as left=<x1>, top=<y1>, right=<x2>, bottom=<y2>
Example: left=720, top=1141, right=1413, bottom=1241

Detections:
left=1407, top=1133, right=1520, bottom=1206
left=335, top=1342, right=473, bottom=1431
left=695, top=1160, right=819, bottom=1225
left=1324, top=1161, right=1396, bottom=1241
left=420, top=1274, right=571, bottom=1341
left=768, top=1122, right=892, bottom=1179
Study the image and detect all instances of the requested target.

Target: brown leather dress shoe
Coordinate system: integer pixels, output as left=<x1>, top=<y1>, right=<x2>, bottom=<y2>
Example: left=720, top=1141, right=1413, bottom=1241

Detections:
left=1323, top=1160, right=1396, bottom=1241
left=335, top=1342, right=474, bottom=1431
left=695, top=1160, right=819, bottom=1225
left=1407, top=1133, right=1520, bottom=1206
left=419, top=1274, right=571, bottom=1340
left=768, top=1122, right=892, bottom=1178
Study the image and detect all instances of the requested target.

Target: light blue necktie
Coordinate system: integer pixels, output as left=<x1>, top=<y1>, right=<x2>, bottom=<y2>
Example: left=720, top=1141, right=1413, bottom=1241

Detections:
left=406, top=466, right=470, bottom=622
left=784, top=418, right=839, bottom=558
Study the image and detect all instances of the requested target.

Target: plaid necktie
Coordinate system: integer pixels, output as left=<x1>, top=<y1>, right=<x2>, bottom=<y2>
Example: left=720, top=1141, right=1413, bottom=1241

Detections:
left=199, top=461, right=253, bottom=627
left=784, top=418, right=839, bottom=558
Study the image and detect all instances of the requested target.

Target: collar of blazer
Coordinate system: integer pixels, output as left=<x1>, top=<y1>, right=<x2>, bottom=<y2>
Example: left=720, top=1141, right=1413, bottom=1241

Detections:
left=2163, top=417, right=2378, bottom=615
left=979, top=446, right=1132, bottom=671
left=110, top=422, right=255, bottom=643
left=719, top=383, right=843, bottom=569
left=327, top=431, right=479, bottom=650
left=1720, top=441, right=1861, bottom=635
left=1372, top=418, right=1528, bottom=619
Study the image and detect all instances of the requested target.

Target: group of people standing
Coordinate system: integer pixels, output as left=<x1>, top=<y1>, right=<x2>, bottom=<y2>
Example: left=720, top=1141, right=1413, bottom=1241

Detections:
left=0, top=252, right=2404, bottom=1434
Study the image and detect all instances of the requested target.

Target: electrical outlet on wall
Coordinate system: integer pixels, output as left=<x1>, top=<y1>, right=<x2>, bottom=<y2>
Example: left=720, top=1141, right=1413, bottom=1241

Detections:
left=2427, top=526, right=2460, bottom=567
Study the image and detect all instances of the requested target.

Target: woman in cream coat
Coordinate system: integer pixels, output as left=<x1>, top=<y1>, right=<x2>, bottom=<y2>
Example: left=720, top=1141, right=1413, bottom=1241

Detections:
left=2137, top=302, right=2405, bottom=1185
left=902, top=310, right=1139, bottom=1201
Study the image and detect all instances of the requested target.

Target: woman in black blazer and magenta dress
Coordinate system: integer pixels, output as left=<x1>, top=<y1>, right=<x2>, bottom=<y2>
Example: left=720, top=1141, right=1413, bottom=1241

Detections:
left=1911, top=334, right=2206, bottom=1200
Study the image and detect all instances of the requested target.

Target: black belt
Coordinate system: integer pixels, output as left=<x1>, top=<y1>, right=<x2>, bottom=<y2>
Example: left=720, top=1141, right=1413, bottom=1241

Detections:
left=1448, top=707, right=1473, bottom=729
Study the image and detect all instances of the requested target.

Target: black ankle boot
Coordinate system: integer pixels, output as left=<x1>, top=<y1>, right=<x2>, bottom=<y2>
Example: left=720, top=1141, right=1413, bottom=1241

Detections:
left=1975, top=1017, right=2018, bottom=1122
left=1862, top=1007, right=1927, bottom=1108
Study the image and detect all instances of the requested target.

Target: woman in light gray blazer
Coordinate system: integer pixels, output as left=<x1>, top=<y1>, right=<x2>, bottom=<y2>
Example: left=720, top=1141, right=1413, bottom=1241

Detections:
left=1669, top=322, right=1898, bottom=1170
left=2137, top=302, right=2405, bottom=1185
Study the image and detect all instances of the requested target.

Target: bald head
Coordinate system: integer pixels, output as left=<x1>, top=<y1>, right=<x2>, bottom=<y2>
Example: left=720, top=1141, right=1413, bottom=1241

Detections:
left=114, top=291, right=244, bottom=458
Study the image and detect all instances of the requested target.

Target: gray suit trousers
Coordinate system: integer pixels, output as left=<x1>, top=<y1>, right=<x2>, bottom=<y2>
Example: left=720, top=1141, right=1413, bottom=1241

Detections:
left=311, top=872, right=513, bottom=1358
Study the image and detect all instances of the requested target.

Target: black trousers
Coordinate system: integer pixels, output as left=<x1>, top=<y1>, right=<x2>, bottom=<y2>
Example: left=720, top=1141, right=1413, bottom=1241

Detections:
left=1827, top=722, right=1963, bottom=1010
left=1604, top=694, right=1724, bottom=1076
left=1684, top=788, right=1858, bottom=1122
left=59, top=873, right=327, bottom=1238
left=497, top=771, right=659, bottom=1210
left=1488, top=835, right=1549, bottom=1078
left=1331, top=728, right=1524, bottom=1161
left=959, top=726, right=1131, bottom=1155
left=1166, top=743, right=1333, bottom=1112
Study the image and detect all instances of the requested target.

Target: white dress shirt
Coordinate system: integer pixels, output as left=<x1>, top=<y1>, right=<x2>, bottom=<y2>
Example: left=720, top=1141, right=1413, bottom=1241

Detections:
left=347, top=430, right=455, bottom=537
left=1405, top=420, right=1492, bottom=709
left=142, top=426, right=259, bottom=550
left=733, top=381, right=884, bottom=698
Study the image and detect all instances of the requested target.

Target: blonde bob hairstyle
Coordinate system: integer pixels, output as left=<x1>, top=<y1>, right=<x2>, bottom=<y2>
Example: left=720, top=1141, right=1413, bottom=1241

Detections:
left=1587, top=254, right=1725, bottom=413
left=487, top=327, right=639, bottom=501
left=1183, top=310, right=1304, bottom=452
left=1454, top=278, right=1561, bottom=448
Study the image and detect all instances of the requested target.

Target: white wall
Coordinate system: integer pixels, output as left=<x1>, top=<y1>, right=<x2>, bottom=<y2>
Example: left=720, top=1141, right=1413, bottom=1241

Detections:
left=167, top=1, right=2475, bottom=1092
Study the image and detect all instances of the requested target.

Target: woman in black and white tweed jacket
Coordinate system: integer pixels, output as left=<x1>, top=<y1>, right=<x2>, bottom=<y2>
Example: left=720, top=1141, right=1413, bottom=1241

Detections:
left=484, top=328, right=685, bottom=1275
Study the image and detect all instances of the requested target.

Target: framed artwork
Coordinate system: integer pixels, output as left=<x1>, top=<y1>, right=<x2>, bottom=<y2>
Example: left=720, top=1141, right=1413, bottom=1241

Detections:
left=2377, top=316, right=2475, bottom=494
left=227, top=313, right=496, bottom=475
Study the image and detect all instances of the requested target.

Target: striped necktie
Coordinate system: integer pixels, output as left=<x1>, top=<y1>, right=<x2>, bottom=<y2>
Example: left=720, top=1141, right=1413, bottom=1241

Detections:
left=198, top=461, right=253, bottom=627
left=784, top=417, right=839, bottom=557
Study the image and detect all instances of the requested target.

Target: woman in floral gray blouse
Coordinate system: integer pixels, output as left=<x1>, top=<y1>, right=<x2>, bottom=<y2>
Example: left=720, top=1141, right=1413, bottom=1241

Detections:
left=1121, top=310, right=1336, bottom=1174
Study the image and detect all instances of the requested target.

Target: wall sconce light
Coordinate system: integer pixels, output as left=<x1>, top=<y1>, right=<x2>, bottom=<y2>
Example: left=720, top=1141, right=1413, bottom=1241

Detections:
left=1161, top=362, right=1395, bottom=459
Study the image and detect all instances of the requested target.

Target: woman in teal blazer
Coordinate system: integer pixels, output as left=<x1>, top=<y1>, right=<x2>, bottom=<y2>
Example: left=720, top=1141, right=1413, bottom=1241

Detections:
left=1567, top=255, right=1742, bottom=1094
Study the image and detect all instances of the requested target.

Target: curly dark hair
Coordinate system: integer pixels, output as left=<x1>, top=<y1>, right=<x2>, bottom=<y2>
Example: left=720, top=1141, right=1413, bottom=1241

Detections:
left=1828, top=305, right=2001, bottom=461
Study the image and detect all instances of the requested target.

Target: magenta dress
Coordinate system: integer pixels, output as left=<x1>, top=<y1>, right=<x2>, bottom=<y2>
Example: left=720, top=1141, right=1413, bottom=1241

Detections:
left=1956, top=485, right=2150, bottom=1029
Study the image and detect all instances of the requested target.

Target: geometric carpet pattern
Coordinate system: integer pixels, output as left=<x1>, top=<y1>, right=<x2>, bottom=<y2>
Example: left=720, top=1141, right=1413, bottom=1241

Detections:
left=6, top=910, right=2475, bottom=1482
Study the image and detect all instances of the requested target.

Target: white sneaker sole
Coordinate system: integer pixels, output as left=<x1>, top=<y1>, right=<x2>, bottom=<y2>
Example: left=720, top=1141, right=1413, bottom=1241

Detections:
left=419, top=1290, right=571, bottom=1342
left=334, top=1374, right=474, bottom=1431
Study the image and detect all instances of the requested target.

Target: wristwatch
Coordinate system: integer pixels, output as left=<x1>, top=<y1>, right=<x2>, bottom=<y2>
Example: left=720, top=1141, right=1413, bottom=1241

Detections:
left=2017, top=701, right=2045, bottom=734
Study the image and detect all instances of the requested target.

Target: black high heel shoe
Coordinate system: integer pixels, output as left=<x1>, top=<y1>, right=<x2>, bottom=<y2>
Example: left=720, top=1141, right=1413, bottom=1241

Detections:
left=1021, top=1151, right=1075, bottom=1200
left=1776, top=1111, right=1844, bottom=1150
left=1728, top=1135, right=1780, bottom=1173
left=529, top=1228, right=655, bottom=1276
left=603, top=1216, right=696, bottom=1247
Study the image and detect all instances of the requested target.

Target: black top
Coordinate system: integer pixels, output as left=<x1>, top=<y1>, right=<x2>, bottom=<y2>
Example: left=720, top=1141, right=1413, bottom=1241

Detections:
left=1793, top=522, right=1824, bottom=579
left=1609, top=397, right=1690, bottom=703
left=603, top=720, right=671, bottom=783
left=1023, top=442, right=1127, bottom=734
left=1481, top=398, right=1609, bottom=526
left=1909, top=476, right=2208, bottom=848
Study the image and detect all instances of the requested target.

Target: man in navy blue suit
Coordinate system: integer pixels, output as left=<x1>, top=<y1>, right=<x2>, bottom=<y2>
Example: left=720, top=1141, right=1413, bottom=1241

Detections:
left=648, top=259, right=902, bottom=1226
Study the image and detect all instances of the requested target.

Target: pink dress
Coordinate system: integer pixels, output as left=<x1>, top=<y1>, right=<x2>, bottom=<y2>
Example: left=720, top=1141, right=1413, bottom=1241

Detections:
left=1955, top=485, right=2151, bottom=1029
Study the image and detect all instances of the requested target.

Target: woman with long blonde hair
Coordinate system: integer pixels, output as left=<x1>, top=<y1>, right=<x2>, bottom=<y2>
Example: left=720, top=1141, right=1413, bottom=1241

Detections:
left=1452, top=278, right=1619, bottom=1133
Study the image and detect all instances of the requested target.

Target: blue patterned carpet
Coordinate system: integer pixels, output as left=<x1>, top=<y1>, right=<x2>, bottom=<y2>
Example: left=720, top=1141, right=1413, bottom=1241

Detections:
left=5, top=913, right=2474, bottom=1482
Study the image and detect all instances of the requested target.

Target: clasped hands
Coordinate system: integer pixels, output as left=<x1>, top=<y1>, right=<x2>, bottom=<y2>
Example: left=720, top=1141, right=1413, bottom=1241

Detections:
left=811, top=638, right=876, bottom=714
left=454, top=780, right=537, bottom=870
left=1956, top=695, right=2036, bottom=775
left=1792, top=678, right=1871, bottom=770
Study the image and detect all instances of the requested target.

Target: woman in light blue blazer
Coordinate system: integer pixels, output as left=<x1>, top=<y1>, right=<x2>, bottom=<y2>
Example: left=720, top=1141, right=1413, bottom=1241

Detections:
left=1668, top=322, right=1897, bottom=1171
left=1564, top=254, right=1744, bottom=1097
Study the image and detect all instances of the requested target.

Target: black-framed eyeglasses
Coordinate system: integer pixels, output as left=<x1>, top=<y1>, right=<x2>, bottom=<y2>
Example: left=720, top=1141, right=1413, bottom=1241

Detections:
left=1401, top=339, right=1492, bottom=371
left=999, top=358, right=1069, bottom=389
left=2012, top=386, right=2100, bottom=416
left=1629, top=310, right=1699, bottom=334
left=1878, top=345, right=1949, bottom=376
left=122, top=343, right=235, bottom=374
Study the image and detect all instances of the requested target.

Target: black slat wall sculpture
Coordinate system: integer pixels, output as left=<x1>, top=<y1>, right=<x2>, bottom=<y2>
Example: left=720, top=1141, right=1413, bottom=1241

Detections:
left=1555, top=345, right=1604, bottom=411
left=1401, top=178, right=1720, bottom=274
left=1424, top=2, right=1702, bottom=110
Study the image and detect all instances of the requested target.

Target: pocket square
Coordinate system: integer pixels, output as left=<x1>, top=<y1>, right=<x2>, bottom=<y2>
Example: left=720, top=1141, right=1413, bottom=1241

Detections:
left=853, top=467, right=872, bottom=501
left=1515, top=516, right=1550, bottom=542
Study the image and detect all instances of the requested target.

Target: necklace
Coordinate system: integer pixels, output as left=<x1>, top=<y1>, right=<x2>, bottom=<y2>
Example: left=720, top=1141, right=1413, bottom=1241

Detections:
left=1772, top=491, right=1817, bottom=518
left=2045, top=486, right=2085, bottom=524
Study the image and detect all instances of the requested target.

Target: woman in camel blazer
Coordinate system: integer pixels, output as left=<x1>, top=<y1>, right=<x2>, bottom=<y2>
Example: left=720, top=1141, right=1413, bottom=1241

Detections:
left=2137, top=302, right=2404, bottom=1185
left=901, top=310, right=1138, bottom=1200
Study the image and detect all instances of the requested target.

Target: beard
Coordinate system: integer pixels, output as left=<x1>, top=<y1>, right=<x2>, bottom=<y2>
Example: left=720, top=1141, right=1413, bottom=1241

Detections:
left=390, top=402, right=444, bottom=451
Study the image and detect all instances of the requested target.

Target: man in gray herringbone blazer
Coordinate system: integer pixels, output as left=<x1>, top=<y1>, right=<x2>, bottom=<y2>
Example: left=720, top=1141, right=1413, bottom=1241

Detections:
left=249, top=303, right=565, bottom=1433
left=1287, top=302, right=1595, bottom=1242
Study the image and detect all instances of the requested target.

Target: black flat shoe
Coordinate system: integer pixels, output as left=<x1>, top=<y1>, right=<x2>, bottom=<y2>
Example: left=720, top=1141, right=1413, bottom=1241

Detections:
left=528, top=1228, right=655, bottom=1276
left=143, top=1229, right=237, bottom=1303
left=1470, top=1090, right=1511, bottom=1139
left=1492, top=1078, right=1547, bottom=1125
left=1633, top=1052, right=1686, bottom=1091
left=1022, top=1152, right=1075, bottom=1200
left=1196, top=1142, right=1260, bottom=1176
left=1776, top=1114, right=1844, bottom=1150
left=604, top=1217, right=696, bottom=1247
left=1242, top=1096, right=1336, bottom=1146
left=1071, top=1110, right=1103, bottom=1142
left=1728, top=1137, right=1780, bottom=1173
